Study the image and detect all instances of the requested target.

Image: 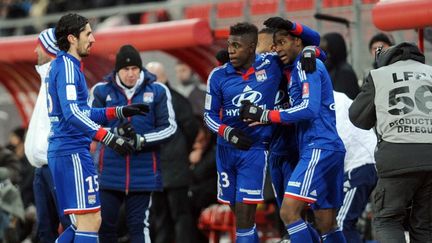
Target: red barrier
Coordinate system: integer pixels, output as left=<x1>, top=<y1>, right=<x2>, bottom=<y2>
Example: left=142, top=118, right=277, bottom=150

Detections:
left=0, top=18, right=213, bottom=62
left=0, top=19, right=220, bottom=125
left=372, top=0, right=432, bottom=31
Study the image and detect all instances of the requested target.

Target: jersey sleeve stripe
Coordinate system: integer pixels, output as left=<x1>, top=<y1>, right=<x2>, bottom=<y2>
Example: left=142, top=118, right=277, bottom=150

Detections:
left=63, top=57, right=75, bottom=84
left=280, top=99, right=309, bottom=114
left=203, top=112, right=219, bottom=133
left=70, top=103, right=100, bottom=130
left=143, top=83, right=177, bottom=142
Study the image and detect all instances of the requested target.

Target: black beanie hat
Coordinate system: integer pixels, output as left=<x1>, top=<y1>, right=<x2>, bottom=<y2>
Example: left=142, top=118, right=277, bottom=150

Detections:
left=115, top=45, right=142, bottom=72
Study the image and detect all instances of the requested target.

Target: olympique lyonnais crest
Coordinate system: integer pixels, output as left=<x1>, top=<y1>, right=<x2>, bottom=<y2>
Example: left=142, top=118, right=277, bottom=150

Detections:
left=255, top=69, right=267, bottom=82
left=143, top=92, right=154, bottom=103
left=88, top=195, right=96, bottom=204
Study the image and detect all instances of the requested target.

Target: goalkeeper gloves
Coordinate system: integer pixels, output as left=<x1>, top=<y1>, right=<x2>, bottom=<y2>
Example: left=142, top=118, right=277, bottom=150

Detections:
left=219, top=125, right=253, bottom=150
left=239, top=100, right=271, bottom=124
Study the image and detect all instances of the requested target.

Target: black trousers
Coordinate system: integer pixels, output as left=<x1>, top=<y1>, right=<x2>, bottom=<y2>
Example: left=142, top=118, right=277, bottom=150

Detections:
left=372, top=171, right=432, bottom=243
left=151, top=187, right=196, bottom=243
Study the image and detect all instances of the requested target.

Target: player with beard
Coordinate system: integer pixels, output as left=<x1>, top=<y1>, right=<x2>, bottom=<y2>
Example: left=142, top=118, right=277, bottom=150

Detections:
left=46, top=13, right=149, bottom=243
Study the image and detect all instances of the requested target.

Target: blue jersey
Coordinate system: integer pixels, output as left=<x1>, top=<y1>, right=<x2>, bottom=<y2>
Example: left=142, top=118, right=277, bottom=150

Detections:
left=270, top=76, right=297, bottom=155
left=278, top=56, right=345, bottom=152
left=46, top=51, right=108, bottom=157
left=204, top=53, right=282, bottom=149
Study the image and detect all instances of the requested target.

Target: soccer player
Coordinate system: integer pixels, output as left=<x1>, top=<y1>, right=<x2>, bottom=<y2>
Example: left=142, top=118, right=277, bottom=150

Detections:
left=203, top=22, right=283, bottom=242
left=240, top=17, right=347, bottom=243
left=46, top=13, right=148, bottom=243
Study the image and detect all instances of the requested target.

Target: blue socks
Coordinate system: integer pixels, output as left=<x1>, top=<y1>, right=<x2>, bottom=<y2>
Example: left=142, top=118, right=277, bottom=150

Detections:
left=55, top=225, right=76, bottom=243
left=74, top=231, right=98, bottom=243
left=286, top=219, right=321, bottom=243
left=322, top=228, right=347, bottom=243
left=236, top=224, right=259, bottom=243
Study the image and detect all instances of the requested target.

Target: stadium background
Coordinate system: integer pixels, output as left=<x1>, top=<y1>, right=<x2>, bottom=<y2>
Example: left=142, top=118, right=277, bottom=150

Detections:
left=0, top=0, right=430, bottom=146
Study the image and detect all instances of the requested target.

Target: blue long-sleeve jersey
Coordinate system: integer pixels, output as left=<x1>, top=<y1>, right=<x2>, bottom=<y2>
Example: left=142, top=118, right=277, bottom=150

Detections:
left=269, top=21, right=320, bottom=155
left=204, top=53, right=283, bottom=149
left=270, top=76, right=297, bottom=155
left=46, top=51, right=108, bottom=157
left=274, top=56, right=345, bottom=152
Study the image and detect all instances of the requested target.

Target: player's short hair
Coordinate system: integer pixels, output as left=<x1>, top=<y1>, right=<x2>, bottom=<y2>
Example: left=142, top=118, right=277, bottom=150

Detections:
left=258, top=27, right=276, bottom=35
left=230, top=22, right=258, bottom=44
left=55, top=13, right=89, bottom=51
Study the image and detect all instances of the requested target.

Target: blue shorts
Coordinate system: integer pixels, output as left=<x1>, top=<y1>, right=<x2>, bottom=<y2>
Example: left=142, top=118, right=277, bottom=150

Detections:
left=285, top=148, right=344, bottom=210
left=216, top=146, right=267, bottom=205
left=48, top=152, right=100, bottom=215
left=268, top=151, right=298, bottom=207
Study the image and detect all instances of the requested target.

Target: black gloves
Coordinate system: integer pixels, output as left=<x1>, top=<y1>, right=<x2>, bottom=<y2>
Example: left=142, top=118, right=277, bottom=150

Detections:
left=301, top=46, right=317, bottom=73
left=101, top=132, right=134, bottom=155
left=263, top=17, right=293, bottom=31
left=222, top=126, right=253, bottom=150
left=116, top=104, right=149, bottom=119
left=239, top=100, right=270, bottom=124
left=113, top=122, right=145, bottom=151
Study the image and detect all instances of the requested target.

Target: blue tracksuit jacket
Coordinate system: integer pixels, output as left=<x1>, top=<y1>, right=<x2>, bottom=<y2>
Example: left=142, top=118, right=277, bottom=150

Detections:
left=91, top=70, right=176, bottom=192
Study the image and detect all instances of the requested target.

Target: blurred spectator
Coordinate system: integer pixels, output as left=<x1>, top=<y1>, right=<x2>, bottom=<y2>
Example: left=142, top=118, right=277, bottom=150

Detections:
left=174, top=62, right=206, bottom=116
left=368, top=32, right=394, bottom=68
left=0, top=167, right=24, bottom=243
left=146, top=61, right=199, bottom=243
left=0, top=0, right=32, bottom=36
left=8, top=127, right=34, bottom=208
left=188, top=119, right=217, bottom=243
left=0, top=146, right=20, bottom=185
left=7, top=127, right=36, bottom=242
left=321, top=32, right=360, bottom=99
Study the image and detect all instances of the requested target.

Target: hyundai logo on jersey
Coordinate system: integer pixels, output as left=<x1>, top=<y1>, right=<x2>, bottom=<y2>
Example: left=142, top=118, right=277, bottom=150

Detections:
left=232, top=91, right=262, bottom=107
left=274, top=90, right=286, bottom=105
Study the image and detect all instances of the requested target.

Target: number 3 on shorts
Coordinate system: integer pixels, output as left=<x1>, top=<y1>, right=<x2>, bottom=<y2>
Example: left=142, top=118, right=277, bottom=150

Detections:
left=218, top=172, right=230, bottom=188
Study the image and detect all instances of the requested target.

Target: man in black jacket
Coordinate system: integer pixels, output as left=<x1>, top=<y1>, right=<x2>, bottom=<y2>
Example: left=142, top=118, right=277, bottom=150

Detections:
left=146, top=62, right=199, bottom=243
left=321, top=32, right=360, bottom=99
left=349, top=42, right=432, bottom=243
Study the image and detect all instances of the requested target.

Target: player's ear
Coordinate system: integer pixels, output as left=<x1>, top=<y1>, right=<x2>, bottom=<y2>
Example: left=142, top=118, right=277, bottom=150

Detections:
left=67, top=34, right=77, bottom=45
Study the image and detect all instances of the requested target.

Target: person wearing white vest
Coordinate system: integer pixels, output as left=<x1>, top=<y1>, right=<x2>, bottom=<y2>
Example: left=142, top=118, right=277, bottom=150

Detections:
left=24, top=28, right=71, bottom=243
left=349, top=42, right=432, bottom=243
left=333, top=91, right=377, bottom=243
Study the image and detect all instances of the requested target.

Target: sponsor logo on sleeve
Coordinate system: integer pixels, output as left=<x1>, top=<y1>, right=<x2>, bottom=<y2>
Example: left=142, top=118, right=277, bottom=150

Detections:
left=66, top=85, right=77, bottom=100
left=302, top=83, right=310, bottom=98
